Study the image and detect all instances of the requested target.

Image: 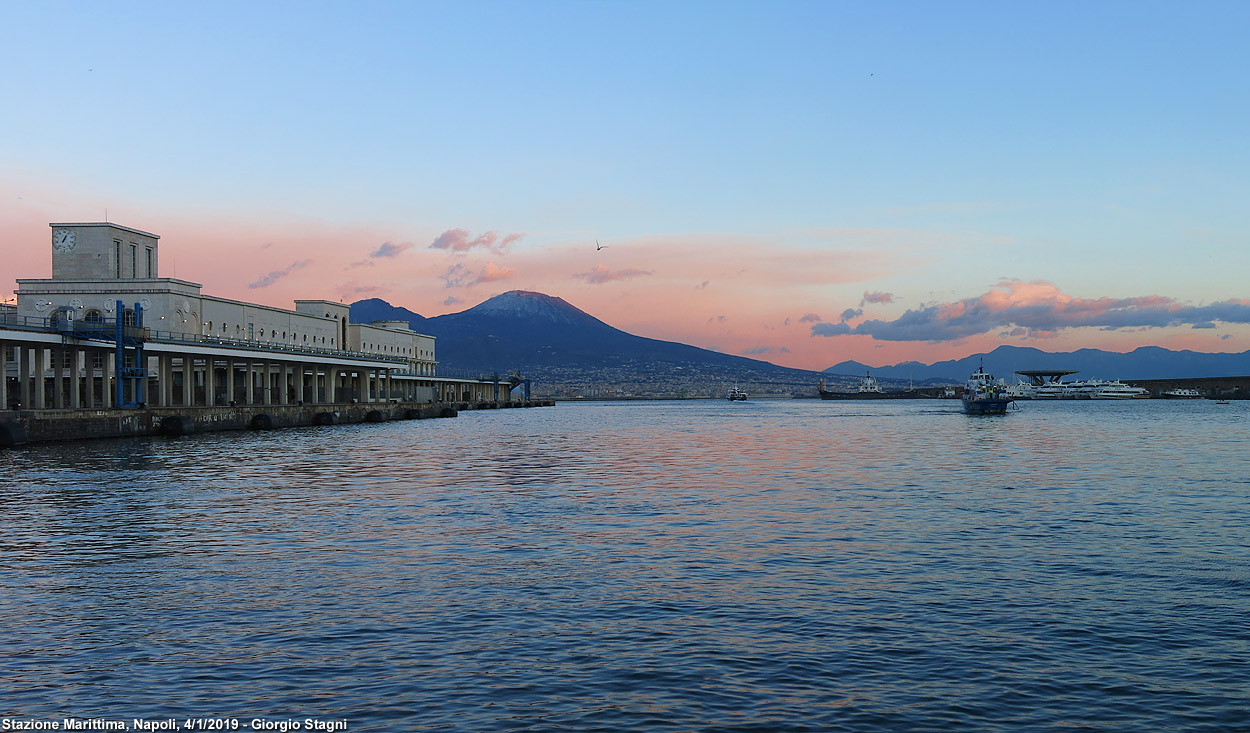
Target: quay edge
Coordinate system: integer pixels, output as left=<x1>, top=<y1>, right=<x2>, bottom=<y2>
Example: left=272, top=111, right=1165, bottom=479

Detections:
left=0, top=399, right=556, bottom=447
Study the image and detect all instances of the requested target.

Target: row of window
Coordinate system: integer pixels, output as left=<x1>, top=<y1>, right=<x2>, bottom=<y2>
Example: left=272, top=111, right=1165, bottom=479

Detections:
left=202, top=321, right=335, bottom=346
left=113, top=239, right=154, bottom=279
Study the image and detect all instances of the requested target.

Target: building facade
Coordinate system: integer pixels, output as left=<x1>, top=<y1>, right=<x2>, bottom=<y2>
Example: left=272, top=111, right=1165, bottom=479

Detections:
left=3, top=222, right=508, bottom=411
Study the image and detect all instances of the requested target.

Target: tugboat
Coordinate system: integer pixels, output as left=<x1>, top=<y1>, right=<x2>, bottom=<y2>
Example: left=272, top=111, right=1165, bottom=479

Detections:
left=726, top=387, right=747, bottom=401
left=962, top=365, right=1014, bottom=415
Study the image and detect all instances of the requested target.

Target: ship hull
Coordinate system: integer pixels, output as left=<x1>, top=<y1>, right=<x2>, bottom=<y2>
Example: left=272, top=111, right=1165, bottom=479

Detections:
left=819, top=390, right=928, bottom=400
left=962, top=397, right=1013, bottom=415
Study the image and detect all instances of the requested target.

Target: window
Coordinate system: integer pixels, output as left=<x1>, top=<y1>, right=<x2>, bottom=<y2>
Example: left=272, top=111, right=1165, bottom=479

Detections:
left=146, top=248, right=153, bottom=277
left=114, top=240, right=122, bottom=277
left=130, top=244, right=137, bottom=278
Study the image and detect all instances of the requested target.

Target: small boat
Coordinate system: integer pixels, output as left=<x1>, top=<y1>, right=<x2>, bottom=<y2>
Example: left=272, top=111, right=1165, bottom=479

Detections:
left=726, top=387, right=747, bottom=401
left=1162, top=388, right=1202, bottom=399
left=962, top=366, right=1014, bottom=415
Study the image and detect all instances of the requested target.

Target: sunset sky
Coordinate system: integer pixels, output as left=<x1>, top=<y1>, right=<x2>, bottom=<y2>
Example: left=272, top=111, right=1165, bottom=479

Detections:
left=4, top=2, right=1249, bottom=371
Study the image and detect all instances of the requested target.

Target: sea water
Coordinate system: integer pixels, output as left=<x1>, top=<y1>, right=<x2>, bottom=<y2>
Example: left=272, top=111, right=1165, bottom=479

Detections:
left=2, top=399, right=1248, bottom=731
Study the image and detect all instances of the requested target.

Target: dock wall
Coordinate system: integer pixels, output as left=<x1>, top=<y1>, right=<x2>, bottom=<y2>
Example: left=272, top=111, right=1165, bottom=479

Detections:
left=0, top=399, right=555, bottom=446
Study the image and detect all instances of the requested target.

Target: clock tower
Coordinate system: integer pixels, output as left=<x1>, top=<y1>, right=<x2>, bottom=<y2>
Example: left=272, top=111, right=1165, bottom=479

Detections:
left=50, top=222, right=160, bottom=280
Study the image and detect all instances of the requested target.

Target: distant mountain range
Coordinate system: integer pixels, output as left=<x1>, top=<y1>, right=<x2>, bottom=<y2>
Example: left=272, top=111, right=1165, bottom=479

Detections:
left=827, top=345, right=1250, bottom=382
left=351, top=291, right=1250, bottom=396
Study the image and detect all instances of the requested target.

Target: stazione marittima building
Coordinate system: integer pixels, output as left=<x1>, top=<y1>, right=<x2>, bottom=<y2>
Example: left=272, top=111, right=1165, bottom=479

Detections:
left=3, top=221, right=519, bottom=413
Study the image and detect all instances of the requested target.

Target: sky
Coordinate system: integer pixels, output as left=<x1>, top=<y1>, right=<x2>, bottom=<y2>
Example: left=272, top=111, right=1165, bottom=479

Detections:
left=3, top=1, right=1249, bottom=371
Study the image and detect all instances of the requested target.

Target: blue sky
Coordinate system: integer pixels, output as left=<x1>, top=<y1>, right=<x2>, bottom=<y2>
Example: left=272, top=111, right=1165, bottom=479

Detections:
left=3, top=1, right=1248, bottom=369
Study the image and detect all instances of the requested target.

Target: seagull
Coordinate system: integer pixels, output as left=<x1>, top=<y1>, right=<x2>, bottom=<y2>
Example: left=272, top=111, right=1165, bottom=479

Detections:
left=596, top=240, right=608, bottom=251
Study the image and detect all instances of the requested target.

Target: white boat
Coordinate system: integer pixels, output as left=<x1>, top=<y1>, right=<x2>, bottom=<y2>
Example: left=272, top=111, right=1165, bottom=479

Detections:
left=1033, top=382, right=1067, bottom=399
left=1161, top=388, right=1202, bottom=399
left=1001, top=380, right=1037, bottom=400
left=1085, top=380, right=1150, bottom=399
left=726, top=387, right=747, bottom=401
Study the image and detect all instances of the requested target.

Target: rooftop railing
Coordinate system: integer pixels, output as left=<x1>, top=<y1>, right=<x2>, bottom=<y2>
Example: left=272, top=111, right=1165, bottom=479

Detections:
left=1, top=312, right=410, bottom=364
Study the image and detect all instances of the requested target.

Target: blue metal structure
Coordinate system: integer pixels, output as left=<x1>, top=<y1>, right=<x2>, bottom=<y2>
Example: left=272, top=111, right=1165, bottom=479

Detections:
left=113, top=300, right=148, bottom=408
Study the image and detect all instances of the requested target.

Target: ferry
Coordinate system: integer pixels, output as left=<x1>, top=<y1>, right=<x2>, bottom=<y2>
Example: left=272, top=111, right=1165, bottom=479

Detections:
left=1053, top=379, right=1150, bottom=399
left=962, top=366, right=1014, bottom=415
left=1084, top=380, right=1150, bottom=399
left=726, top=387, right=747, bottom=401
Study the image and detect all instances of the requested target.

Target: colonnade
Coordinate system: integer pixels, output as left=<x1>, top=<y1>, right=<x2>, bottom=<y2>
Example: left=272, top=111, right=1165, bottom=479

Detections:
left=2, top=340, right=433, bottom=410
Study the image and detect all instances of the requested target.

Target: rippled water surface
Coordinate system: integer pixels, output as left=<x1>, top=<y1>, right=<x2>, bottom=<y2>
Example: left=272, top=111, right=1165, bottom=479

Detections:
left=3, top=399, right=1249, bottom=731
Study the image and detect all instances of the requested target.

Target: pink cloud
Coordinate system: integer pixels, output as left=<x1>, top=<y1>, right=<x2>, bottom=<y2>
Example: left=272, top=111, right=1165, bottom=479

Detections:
left=338, top=281, right=386, bottom=299
left=861, top=291, right=894, bottom=305
left=573, top=265, right=654, bottom=285
left=442, top=262, right=516, bottom=288
left=430, top=229, right=523, bottom=254
left=371, top=241, right=415, bottom=258
left=249, top=260, right=312, bottom=289
left=813, top=280, right=1250, bottom=342
left=477, top=262, right=516, bottom=283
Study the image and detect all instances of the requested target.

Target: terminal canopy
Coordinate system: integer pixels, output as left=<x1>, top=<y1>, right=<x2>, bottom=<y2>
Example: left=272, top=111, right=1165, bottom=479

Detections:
left=1015, top=369, right=1079, bottom=385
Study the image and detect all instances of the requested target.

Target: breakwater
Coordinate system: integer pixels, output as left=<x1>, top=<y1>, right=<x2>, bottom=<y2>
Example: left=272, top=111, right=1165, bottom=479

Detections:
left=0, top=399, right=555, bottom=446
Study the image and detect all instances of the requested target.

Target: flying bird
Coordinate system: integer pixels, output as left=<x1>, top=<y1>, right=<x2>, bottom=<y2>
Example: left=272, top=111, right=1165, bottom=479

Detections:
left=596, top=240, right=608, bottom=251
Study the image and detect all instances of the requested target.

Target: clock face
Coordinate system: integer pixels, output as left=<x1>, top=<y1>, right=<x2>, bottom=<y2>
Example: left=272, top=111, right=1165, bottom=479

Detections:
left=52, top=228, right=77, bottom=252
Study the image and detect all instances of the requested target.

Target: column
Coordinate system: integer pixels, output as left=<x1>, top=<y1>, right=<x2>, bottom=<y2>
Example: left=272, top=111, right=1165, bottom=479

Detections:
left=205, top=357, right=217, bottom=406
left=278, top=362, right=289, bottom=405
left=182, top=356, right=194, bottom=407
left=32, top=348, right=46, bottom=410
left=226, top=359, right=236, bottom=405
left=263, top=362, right=273, bottom=405
left=295, top=362, right=305, bottom=404
left=51, top=348, right=65, bottom=409
left=245, top=361, right=254, bottom=404
left=102, top=352, right=113, bottom=408
left=160, top=354, right=173, bottom=407
left=0, top=343, right=8, bottom=410
left=326, top=366, right=337, bottom=403
left=69, top=347, right=82, bottom=409
left=17, top=346, right=30, bottom=408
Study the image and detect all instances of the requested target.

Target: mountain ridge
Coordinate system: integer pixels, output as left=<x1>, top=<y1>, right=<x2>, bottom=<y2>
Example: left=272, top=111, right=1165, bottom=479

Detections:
left=826, top=344, right=1250, bottom=382
left=351, top=291, right=1250, bottom=395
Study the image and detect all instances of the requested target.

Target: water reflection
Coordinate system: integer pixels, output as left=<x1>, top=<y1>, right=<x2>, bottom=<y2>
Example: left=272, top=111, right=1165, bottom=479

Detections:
left=2, top=400, right=1248, bottom=729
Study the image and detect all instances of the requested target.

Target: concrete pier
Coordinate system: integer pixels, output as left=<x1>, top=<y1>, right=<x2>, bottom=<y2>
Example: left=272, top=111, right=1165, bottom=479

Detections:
left=0, top=399, right=556, bottom=446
